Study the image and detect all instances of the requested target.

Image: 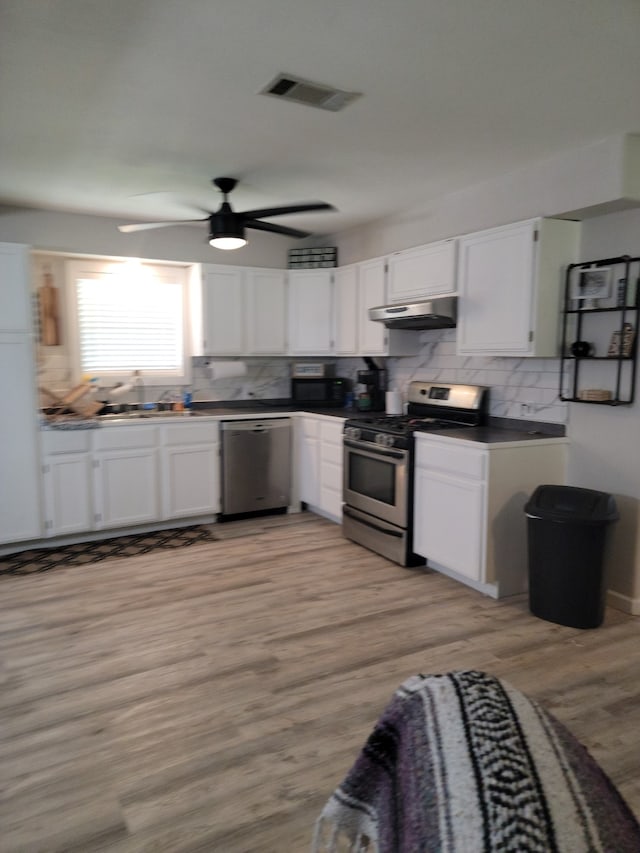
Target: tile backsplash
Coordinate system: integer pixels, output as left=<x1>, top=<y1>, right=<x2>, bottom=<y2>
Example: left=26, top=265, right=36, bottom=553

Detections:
left=38, top=344, right=565, bottom=423
left=387, top=329, right=566, bottom=424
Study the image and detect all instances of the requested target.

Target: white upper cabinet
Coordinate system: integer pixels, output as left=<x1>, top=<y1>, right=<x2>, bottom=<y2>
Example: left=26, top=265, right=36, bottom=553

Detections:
left=457, top=218, right=580, bottom=357
left=245, top=268, right=287, bottom=355
left=200, top=265, right=287, bottom=356
left=357, top=258, right=387, bottom=356
left=334, top=258, right=421, bottom=357
left=334, top=264, right=359, bottom=356
left=201, top=265, right=246, bottom=355
left=288, top=269, right=334, bottom=355
left=387, top=239, right=457, bottom=303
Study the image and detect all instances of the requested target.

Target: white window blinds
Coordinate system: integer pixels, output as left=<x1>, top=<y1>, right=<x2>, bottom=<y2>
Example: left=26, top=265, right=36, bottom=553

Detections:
left=67, top=260, right=188, bottom=381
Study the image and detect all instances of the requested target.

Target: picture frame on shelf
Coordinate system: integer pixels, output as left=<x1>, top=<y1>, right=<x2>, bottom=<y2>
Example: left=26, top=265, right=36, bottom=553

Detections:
left=607, top=322, right=635, bottom=358
left=570, top=267, right=612, bottom=308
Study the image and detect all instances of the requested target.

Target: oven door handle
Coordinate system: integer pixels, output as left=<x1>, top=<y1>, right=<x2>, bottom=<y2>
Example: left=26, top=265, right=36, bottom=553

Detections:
left=343, top=439, right=407, bottom=461
left=343, top=506, right=403, bottom=538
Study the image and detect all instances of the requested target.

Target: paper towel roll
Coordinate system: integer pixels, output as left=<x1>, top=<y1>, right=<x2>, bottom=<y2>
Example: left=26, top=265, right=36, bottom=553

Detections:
left=207, top=361, right=248, bottom=381
left=385, top=390, right=402, bottom=415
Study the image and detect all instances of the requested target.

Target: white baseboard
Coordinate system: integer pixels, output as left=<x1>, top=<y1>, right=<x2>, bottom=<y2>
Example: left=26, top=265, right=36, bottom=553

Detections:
left=606, top=588, right=640, bottom=615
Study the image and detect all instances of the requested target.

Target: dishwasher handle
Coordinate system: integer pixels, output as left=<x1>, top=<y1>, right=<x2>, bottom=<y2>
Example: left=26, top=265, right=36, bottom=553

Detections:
left=221, top=418, right=290, bottom=434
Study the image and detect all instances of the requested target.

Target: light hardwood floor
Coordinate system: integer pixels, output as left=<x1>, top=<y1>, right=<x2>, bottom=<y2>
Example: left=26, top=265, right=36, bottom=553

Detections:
left=1, top=512, right=639, bottom=852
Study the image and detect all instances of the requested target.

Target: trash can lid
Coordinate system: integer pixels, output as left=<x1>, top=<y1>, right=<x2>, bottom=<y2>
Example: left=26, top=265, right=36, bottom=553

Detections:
left=524, top=484, right=619, bottom=524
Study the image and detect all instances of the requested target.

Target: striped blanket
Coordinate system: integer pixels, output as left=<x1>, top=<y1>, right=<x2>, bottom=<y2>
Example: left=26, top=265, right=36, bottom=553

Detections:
left=312, top=671, right=640, bottom=852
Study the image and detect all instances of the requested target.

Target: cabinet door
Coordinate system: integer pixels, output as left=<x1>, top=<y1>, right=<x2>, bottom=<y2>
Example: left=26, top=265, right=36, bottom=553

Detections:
left=319, top=420, right=344, bottom=521
left=288, top=270, right=333, bottom=355
left=387, top=240, right=456, bottom=303
left=94, top=449, right=159, bottom=529
left=246, top=269, right=287, bottom=355
left=358, top=258, right=387, bottom=355
left=334, top=265, right=359, bottom=355
left=162, top=445, right=220, bottom=518
left=413, top=466, right=485, bottom=581
left=457, top=220, right=537, bottom=355
left=0, top=333, right=41, bottom=543
left=202, top=266, right=246, bottom=355
left=42, top=454, right=93, bottom=536
left=296, top=417, right=320, bottom=506
left=0, top=242, right=31, bottom=332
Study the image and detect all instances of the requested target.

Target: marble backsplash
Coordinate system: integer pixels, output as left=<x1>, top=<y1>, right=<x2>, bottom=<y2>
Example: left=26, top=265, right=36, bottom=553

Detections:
left=37, top=335, right=566, bottom=424
left=387, top=329, right=567, bottom=424
left=193, top=329, right=566, bottom=425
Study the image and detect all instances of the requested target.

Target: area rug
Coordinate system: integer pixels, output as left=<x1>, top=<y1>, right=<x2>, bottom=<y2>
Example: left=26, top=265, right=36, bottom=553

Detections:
left=0, top=525, right=217, bottom=577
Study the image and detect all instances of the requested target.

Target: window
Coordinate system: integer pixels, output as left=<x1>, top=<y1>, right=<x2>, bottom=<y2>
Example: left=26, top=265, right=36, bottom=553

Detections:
left=66, top=259, right=190, bottom=385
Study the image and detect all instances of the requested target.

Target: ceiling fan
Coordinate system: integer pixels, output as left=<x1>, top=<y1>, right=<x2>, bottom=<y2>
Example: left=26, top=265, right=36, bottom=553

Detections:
left=117, top=177, right=335, bottom=250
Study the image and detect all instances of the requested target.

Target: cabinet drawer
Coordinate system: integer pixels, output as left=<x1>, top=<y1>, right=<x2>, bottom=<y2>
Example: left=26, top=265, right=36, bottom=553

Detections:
left=415, top=439, right=486, bottom=480
left=41, top=430, right=92, bottom=454
left=161, top=422, right=220, bottom=446
left=93, top=425, right=156, bottom=451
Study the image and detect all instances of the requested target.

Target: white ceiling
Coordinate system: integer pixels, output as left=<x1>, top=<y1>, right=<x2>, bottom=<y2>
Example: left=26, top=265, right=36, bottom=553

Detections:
left=1, top=0, right=640, bottom=241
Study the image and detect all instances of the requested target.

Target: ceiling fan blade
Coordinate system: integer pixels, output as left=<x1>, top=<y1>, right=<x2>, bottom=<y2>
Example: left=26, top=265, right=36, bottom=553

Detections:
left=241, top=202, right=335, bottom=220
left=117, top=219, right=208, bottom=233
left=245, top=219, right=310, bottom=239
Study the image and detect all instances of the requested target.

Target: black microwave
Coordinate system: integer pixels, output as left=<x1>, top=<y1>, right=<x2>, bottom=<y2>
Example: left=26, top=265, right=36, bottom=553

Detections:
left=291, top=377, right=347, bottom=407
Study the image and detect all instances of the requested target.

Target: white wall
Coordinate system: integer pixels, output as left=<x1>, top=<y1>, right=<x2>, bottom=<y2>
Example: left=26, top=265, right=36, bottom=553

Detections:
left=0, top=204, right=292, bottom=267
left=568, top=208, right=640, bottom=610
left=327, top=135, right=638, bottom=264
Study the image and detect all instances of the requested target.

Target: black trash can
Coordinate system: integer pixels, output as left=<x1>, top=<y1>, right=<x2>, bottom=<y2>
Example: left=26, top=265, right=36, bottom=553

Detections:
left=524, top=485, right=618, bottom=629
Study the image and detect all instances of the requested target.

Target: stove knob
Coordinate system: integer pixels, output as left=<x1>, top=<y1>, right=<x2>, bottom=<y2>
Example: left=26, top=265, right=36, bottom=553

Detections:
left=375, top=433, right=394, bottom=447
left=345, top=427, right=361, bottom=441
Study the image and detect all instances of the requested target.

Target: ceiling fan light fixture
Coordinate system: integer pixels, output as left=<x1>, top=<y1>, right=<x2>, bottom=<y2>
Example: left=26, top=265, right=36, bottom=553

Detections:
left=208, top=212, right=247, bottom=250
left=209, top=235, right=247, bottom=250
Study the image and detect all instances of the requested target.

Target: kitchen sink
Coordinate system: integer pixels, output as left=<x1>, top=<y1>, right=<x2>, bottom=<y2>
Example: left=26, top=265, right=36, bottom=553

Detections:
left=99, top=410, right=199, bottom=421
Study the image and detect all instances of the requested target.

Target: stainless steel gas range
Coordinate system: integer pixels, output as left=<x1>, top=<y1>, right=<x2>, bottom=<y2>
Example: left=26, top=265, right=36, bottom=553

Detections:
left=342, top=381, right=489, bottom=566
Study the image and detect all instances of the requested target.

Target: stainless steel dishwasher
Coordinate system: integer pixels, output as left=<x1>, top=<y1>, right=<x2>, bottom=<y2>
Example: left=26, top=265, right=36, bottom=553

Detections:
left=220, top=419, right=291, bottom=517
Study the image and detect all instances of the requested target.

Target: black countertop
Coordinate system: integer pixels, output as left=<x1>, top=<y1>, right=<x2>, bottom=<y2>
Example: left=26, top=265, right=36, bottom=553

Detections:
left=416, top=425, right=566, bottom=444
left=192, top=401, right=351, bottom=419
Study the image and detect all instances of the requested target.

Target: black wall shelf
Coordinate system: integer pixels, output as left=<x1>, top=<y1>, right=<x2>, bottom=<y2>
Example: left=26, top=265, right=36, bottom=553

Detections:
left=559, top=255, right=639, bottom=405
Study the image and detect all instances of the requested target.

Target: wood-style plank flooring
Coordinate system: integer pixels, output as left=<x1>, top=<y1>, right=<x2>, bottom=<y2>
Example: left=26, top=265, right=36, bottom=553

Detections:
left=1, top=513, right=639, bottom=852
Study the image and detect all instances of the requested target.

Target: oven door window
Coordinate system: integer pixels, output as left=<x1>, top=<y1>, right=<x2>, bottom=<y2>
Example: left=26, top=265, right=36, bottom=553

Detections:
left=349, top=453, right=396, bottom=505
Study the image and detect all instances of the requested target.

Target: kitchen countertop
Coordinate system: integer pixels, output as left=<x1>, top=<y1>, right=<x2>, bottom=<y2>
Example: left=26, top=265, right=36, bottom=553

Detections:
left=194, top=405, right=349, bottom=419
left=415, top=425, right=567, bottom=446
left=40, top=403, right=566, bottom=440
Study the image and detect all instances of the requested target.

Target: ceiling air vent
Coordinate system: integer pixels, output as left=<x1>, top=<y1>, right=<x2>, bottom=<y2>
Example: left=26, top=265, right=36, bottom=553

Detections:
left=260, top=74, right=361, bottom=112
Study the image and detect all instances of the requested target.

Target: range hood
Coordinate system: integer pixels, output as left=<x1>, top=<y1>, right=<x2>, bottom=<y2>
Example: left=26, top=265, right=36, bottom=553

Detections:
left=368, top=295, right=457, bottom=330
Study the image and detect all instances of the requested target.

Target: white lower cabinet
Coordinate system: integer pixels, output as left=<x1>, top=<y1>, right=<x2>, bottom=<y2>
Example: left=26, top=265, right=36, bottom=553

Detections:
left=297, top=416, right=320, bottom=506
left=92, top=425, right=160, bottom=530
left=42, top=431, right=93, bottom=536
left=413, top=433, right=567, bottom=597
left=160, top=422, right=220, bottom=519
left=318, top=419, right=344, bottom=521
left=295, top=415, right=344, bottom=522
